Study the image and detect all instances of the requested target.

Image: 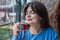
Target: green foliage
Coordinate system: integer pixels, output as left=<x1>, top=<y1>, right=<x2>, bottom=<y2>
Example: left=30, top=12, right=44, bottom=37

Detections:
left=0, top=28, right=11, bottom=40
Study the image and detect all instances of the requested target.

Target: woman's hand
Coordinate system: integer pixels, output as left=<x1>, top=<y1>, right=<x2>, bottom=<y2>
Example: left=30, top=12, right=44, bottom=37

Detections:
left=12, top=22, right=20, bottom=35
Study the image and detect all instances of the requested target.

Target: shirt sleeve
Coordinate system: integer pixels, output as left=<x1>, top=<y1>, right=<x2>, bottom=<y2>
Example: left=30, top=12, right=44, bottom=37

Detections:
left=12, top=34, right=18, bottom=40
left=52, top=31, right=58, bottom=40
left=50, top=28, right=58, bottom=40
left=12, top=30, right=24, bottom=40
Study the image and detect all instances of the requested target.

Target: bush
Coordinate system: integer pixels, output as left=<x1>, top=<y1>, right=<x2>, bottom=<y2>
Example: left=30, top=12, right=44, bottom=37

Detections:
left=0, top=28, right=11, bottom=40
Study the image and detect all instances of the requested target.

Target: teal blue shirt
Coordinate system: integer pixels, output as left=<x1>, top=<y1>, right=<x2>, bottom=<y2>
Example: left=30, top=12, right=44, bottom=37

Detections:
left=12, top=27, right=58, bottom=40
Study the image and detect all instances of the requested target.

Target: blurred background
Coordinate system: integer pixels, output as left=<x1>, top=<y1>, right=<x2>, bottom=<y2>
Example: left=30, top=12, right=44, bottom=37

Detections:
left=0, top=0, right=60, bottom=40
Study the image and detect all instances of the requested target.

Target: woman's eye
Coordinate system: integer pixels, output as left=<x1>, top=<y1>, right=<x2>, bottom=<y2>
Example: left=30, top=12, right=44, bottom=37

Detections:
left=31, top=12, right=35, bottom=14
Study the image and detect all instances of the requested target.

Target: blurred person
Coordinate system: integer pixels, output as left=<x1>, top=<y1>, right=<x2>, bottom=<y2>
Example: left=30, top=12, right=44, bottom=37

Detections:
left=12, top=1, right=58, bottom=40
left=49, top=0, right=60, bottom=39
left=49, top=12, right=58, bottom=30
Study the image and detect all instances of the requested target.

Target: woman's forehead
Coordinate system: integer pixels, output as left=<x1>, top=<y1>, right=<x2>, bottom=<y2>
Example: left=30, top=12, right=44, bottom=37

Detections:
left=27, top=7, right=32, bottom=10
left=26, top=7, right=34, bottom=12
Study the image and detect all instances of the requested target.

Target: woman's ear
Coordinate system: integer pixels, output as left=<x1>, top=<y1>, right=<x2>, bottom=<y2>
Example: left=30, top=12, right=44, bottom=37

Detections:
left=39, top=17, right=42, bottom=21
left=38, top=15, right=42, bottom=21
left=40, top=17, right=42, bottom=20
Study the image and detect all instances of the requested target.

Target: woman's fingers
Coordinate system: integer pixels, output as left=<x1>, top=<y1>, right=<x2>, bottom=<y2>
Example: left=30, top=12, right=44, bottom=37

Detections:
left=12, top=22, right=20, bottom=35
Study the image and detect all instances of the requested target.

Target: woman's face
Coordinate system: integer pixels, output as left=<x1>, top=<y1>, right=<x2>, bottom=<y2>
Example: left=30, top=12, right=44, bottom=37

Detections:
left=25, top=7, right=41, bottom=25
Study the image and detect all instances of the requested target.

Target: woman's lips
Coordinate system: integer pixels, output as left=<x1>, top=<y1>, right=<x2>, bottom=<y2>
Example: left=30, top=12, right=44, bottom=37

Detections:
left=27, top=19, right=32, bottom=21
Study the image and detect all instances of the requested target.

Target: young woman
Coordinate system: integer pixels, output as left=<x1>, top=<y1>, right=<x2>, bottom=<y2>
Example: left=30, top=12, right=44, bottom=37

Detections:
left=12, top=1, right=58, bottom=40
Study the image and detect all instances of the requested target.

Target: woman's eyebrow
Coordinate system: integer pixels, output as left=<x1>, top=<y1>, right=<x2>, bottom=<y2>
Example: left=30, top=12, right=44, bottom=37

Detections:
left=26, top=10, right=33, bottom=13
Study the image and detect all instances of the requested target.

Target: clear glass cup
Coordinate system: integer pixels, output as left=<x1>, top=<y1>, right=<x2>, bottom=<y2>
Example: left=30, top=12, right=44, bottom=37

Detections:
left=20, top=20, right=28, bottom=31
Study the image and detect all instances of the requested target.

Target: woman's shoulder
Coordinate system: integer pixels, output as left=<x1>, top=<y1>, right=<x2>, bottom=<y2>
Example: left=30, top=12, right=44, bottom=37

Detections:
left=44, top=26, right=58, bottom=37
left=44, top=26, right=58, bottom=40
left=45, top=26, right=56, bottom=32
left=44, top=26, right=57, bottom=33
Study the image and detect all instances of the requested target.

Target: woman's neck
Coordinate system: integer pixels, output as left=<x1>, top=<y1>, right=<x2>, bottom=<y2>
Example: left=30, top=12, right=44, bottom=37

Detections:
left=29, top=24, right=42, bottom=34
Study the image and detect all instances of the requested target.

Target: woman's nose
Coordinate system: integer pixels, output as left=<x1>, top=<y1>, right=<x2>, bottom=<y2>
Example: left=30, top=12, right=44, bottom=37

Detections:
left=27, top=13, right=31, bottom=18
left=27, top=15, right=31, bottom=18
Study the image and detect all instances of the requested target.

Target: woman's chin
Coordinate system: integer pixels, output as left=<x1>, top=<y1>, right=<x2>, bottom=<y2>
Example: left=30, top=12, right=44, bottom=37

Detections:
left=25, top=20, right=31, bottom=24
left=26, top=20, right=33, bottom=25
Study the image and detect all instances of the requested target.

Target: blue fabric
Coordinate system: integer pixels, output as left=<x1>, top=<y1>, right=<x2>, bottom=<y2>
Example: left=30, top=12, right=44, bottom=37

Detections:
left=12, top=27, right=58, bottom=40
